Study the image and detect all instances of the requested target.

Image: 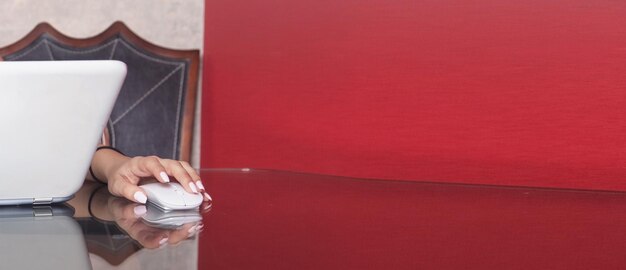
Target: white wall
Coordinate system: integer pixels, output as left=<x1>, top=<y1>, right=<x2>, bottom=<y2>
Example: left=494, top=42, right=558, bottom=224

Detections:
left=0, top=0, right=204, bottom=50
left=0, top=0, right=204, bottom=167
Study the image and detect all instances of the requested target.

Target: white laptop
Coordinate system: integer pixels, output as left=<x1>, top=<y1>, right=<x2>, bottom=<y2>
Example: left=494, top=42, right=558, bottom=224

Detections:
left=0, top=60, right=126, bottom=205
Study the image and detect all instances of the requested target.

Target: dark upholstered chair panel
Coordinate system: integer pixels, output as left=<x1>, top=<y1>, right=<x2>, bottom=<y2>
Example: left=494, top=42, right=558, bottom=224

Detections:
left=0, top=22, right=199, bottom=161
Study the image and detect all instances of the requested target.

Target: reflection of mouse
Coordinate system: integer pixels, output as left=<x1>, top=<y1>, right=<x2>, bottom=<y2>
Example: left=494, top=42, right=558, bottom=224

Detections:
left=141, top=203, right=203, bottom=229
left=140, top=182, right=203, bottom=211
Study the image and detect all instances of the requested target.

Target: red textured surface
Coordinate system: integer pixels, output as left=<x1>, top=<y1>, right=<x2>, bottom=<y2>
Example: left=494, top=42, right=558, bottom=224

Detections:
left=197, top=170, right=626, bottom=269
left=202, top=0, right=626, bottom=189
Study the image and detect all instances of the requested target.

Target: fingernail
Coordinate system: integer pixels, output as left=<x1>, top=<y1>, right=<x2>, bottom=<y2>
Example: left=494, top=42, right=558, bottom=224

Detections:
left=188, top=225, right=199, bottom=237
left=204, top=192, right=212, bottom=201
left=159, top=237, right=169, bottom=246
left=189, top=182, right=198, bottom=193
left=134, top=191, right=147, bottom=204
left=160, top=172, right=170, bottom=183
left=133, top=205, right=147, bottom=217
left=196, top=181, right=205, bottom=190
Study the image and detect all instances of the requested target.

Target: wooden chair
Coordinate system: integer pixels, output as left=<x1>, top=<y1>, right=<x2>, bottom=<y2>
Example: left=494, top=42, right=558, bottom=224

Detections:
left=0, top=22, right=199, bottom=162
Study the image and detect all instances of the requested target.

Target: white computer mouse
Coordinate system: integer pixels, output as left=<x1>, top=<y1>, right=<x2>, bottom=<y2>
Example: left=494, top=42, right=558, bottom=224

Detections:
left=140, top=182, right=203, bottom=211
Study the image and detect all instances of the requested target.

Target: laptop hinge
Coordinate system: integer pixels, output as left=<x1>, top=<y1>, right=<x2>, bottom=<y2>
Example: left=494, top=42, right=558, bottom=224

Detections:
left=33, top=197, right=53, bottom=205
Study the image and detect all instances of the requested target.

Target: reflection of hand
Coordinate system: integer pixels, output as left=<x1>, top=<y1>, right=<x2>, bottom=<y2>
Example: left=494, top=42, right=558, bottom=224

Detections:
left=107, top=156, right=211, bottom=204
left=107, top=196, right=203, bottom=249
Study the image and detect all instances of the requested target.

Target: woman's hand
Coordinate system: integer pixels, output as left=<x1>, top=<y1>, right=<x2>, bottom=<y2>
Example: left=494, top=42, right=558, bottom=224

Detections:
left=68, top=183, right=211, bottom=250
left=89, top=148, right=212, bottom=204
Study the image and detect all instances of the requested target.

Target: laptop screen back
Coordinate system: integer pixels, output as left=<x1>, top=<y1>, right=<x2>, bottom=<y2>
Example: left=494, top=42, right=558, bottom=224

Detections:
left=0, top=60, right=126, bottom=204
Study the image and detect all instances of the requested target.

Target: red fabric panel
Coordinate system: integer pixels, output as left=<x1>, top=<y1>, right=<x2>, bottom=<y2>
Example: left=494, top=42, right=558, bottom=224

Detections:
left=202, top=0, right=626, bottom=189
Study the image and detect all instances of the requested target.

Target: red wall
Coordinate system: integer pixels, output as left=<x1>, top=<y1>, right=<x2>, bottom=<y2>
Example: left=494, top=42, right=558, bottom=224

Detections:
left=202, top=0, right=626, bottom=190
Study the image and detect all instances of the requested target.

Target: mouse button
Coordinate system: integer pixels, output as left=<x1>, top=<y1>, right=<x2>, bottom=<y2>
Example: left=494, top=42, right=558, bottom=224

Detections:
left=142, top=183, right=186, bottom=206
left=182, top=193, right=203, bottom=207
left=162, top=195, right=186, bottom=206
left=150, top=191, right=186, bottom=207
left=170, top=183, right=188, bottom=195
left=143, top=183, right=174, bottom=194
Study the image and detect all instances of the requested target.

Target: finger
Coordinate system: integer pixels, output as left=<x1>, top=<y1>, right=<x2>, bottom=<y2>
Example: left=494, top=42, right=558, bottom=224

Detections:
left=202, top=192, right=212, bottom=202
left=179, top=161, right=211, bottom=201
left=111, top=205, right=146, bottom=231
left=130, top=224, right=169, bottom=249
left=109, top=197, right=146, bottom=219
left=168, top=223, right=199, bottom=245
left=126, top=156, right=170, bottom=183
left=122, top=203, right=147, bottom=219
left=110, top=178, right=148, bottom=204
left=179, top=161, right=203, bottom=191
left=136, top=156, right=170, bottom=183
left=201, top=201, right=213, bottom=212
left=160, top=160, right=198, bottom=194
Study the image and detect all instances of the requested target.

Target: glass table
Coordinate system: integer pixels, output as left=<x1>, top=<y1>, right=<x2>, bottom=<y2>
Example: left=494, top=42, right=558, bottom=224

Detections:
left=2, top=168, right=626, bottom=269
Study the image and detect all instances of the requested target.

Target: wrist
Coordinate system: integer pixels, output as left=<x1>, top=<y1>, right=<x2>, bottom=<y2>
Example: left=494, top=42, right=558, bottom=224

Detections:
left=102, top=151, right=130, bottom=181
left=91, top=147, right=130, bottom=183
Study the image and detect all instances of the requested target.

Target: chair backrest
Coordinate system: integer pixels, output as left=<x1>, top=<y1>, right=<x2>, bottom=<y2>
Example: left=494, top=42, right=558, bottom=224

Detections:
left=0, top=22, right=199, bottom=162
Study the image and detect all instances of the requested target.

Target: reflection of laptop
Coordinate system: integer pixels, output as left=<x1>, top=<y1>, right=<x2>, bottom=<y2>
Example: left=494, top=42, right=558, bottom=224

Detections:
left=0, top=204, right=92, bottom=269
left=0, top=61, right=126, bottom=205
